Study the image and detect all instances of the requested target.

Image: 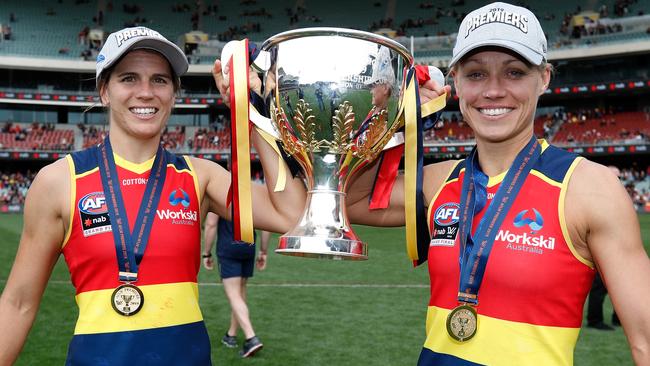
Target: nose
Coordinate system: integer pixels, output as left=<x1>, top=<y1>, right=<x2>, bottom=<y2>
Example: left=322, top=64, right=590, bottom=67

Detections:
left=482, top=76, right=506, bottom=99
left=135, top=80, right=155, bottom=99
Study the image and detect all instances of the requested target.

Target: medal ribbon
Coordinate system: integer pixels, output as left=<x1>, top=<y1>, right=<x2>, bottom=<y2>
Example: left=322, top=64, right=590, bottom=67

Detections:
left=228, top=39, right=255, bottom=244
left=457, top=136, right=540, bottom=304
left=404, top=68, right=447, bottom=266
left=98, top=136, right=167, bottom=283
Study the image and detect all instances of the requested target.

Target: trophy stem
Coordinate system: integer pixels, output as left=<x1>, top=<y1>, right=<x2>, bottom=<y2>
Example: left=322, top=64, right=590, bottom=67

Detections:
left=276, top=189, right=367, bottom=260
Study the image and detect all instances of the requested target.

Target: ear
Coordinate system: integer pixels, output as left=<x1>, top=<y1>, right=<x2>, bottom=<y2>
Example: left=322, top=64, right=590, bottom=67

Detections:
left=99, top=83, right=109, bottom=106
left=539, top=65, right=551, bottom=96
left=450, top=69, right=459, bottom=94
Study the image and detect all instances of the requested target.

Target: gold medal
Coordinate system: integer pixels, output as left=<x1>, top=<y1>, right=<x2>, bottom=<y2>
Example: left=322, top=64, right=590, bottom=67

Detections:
left=111, top=284, right=144, bottom=316
left=446, top=304, right=477, bottom=342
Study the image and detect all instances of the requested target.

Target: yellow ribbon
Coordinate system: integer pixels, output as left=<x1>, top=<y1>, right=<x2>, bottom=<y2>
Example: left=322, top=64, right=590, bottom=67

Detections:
left=421, top=94, right=447, bottom=119
left=231, top=40, right=254, bottom=244
left=404, top=78, right=447, bottom=262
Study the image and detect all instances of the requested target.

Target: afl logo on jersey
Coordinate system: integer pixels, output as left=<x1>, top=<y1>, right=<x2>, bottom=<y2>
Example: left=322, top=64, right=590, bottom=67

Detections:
left=79, top=192, right=108, bottom=214
left=78, top=192, right=111, bottom=237
left=434, top=203, right=460, bottom=226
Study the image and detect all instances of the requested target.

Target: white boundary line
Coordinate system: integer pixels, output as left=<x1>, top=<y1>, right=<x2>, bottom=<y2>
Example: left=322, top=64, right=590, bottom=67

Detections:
left=0, top=279, right=428, bottom=288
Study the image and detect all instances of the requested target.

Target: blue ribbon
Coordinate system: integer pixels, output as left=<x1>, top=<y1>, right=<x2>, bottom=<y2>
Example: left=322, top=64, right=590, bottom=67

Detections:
left=97, top=137, right=167, bottom=283
left=457, top=136, right=541, bottom=305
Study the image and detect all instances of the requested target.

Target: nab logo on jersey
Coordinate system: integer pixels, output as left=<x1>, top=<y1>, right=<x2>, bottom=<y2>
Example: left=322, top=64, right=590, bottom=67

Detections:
left=169, top=188, right=191, bottom=208
left=78, top=192, right=108, bottom=214
left=434, top=203, right=460, bottom=226
left=514, top=208, right=544, bottom=233
left=78, top=192, right=111, bottom=237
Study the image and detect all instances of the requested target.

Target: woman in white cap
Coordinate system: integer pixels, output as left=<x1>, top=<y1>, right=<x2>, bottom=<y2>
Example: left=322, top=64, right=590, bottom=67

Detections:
left=0, top=26, right=303, bottom=364
left=346, top=2, right=650, bottom=365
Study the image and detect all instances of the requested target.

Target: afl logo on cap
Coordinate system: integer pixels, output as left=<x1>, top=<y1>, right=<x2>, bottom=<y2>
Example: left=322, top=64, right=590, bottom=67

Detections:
left=434, top=203, right=460, bottom=226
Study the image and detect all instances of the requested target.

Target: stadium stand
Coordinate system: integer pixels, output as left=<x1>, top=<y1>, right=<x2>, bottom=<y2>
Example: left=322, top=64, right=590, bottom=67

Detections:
left=190, top=125, right=231, bottom=152
left=619, top=166, right=650, bottom=212
left=78, top=123, right=232, bottom=153
left=0, top=0, right=647, bottom=62
left=79, top=124, right=107, bottom=149
left=0, top=170, right=35, bottom=208
left=0, top=0, right=649, bottom=215
left=0, top=122, right=74, bottom=151
left=552, top=111, right=650, bottom=145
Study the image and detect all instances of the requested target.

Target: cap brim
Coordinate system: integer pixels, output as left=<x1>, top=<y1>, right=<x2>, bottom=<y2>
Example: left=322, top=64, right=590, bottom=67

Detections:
left=450, top=39, right=543, bottom=67
left=130, top=38, right=189, bottom=76
left=99, top=38, right=189, bottom=81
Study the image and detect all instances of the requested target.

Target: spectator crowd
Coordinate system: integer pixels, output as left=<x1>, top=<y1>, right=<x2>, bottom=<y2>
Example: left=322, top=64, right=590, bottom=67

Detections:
left=0, top=170, right=35, bottom=208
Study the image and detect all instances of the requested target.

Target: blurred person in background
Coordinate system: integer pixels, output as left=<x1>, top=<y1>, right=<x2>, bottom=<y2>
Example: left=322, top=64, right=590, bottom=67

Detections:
left=203, top=212, right=270, bottom=357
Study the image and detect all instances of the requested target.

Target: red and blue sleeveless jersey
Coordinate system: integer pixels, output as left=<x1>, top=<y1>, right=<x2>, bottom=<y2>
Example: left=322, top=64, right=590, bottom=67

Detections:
left=419, top=141, right=595, bottom=366
left=62, top=146, right=210, bottom=365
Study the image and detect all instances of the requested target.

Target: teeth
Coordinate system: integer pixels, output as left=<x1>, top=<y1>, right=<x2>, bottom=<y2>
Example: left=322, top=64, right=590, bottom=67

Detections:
left=479, top=108, right=511, bottom=116
left=130, top=107, right=156, bottom=115
left=480, top=108, right=510, bottom=116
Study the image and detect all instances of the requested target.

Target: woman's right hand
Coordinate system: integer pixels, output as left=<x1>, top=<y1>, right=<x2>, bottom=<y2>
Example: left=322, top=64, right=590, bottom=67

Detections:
left=212, top=59, right=263, bottom=107
left=202, top=255, right=214, bottom=270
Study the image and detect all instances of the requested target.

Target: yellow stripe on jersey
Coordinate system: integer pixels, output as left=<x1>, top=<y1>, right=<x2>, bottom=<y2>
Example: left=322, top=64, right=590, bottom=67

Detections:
left=559, top=157, right=593, bottom=268
left=113, top=153, right=155, bottom=174
left=62, top=155, right=77, bottom=249
left=183, top=156, right=202, bottom=213
left=529, top=169, right=563, bottom=188
left=169, top=162, right=193, bottom=176
left=423, top=305, right=579, bottom=366
left=74, top=282, right=203, bottom=335
left=113, top=152, right=194, bottom=175
left=75, top=166, right=99, bottom=179
left=427, top=160, right=462, bottom=224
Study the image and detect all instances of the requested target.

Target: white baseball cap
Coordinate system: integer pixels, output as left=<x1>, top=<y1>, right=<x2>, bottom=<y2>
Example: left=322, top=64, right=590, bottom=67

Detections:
left=365, top=46, right=396, bottom=86
left=450, top=2, right=547, bottom=67
left=96, top=26, right=189, bottom=87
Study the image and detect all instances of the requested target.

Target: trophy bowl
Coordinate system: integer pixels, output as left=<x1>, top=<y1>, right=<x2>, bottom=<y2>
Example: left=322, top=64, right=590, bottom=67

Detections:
left=262, top=28, right=413, bottom=260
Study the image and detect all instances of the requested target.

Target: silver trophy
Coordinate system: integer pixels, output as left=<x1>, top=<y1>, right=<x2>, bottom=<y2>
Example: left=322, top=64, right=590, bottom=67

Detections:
left=260, top=28, right=413, bottom=260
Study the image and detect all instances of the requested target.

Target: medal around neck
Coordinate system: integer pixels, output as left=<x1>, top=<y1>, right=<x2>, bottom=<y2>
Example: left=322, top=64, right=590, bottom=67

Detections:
left=446, top=304, right=477, bottom=342
left=96, top=138, right=167, bottom=317
left=111, top=284, right=144, bottom=316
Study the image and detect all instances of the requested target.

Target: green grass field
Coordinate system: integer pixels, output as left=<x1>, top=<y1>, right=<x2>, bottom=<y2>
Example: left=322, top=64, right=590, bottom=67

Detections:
left=0, top=213, right=648, bottom=365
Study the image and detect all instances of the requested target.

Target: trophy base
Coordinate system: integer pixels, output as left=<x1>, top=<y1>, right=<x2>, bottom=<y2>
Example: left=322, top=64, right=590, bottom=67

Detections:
left=276, top=236, right=367, bottom=260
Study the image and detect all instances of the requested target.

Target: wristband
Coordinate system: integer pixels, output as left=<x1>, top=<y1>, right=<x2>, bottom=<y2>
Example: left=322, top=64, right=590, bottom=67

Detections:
left=202, top=253, right=212, bottom=258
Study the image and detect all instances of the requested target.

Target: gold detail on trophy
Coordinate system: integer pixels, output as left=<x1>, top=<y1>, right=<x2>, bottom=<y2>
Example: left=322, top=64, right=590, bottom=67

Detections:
left=294, top=100, right=319, bottom=151
left=331, top=102, right=355, bottom=153
left=273, top=106, right=304, bottom=156
left=355, top=109, right=388, bottom=161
